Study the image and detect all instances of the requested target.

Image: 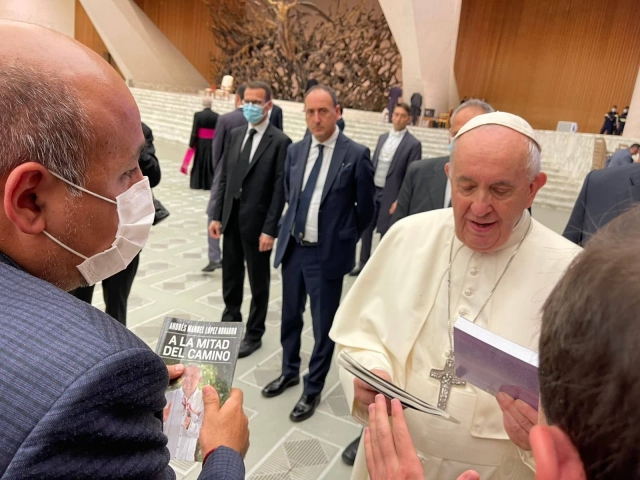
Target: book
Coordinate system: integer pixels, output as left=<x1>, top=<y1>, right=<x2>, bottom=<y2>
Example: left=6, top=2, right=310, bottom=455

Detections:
left=337, top=351, right=459, bottom=424
left=453, top=316, right=539, bottom=409
left=156, top=317, right=244, bottom=462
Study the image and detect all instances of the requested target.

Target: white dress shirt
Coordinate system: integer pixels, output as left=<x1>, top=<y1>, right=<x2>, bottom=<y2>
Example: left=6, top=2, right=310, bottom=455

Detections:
left=301, top=127, right=340, bottom=243
left=444, top=178, right=452, bottom=208
left=241, top=118, right=269, bottom=163
left=374, top=129, right=406, bottom=188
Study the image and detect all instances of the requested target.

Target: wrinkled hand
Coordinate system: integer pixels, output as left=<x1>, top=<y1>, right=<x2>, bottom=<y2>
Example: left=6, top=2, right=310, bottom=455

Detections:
left=209, top=221, right=222, bottom=239
left=497, top=392, right=538, bottom=450
left=354, top=369, right=392, bottom=413
left=200, top=387, right=250, bottom=458
left=259, top=234, right=274, bottom=252
left=389, top=201, right=398, bottom=215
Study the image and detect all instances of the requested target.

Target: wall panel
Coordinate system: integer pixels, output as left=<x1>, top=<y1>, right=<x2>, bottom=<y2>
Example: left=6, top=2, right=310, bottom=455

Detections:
left=454, top=0, right=640, bottom=132
left=133, top=0, right=243, bottom=85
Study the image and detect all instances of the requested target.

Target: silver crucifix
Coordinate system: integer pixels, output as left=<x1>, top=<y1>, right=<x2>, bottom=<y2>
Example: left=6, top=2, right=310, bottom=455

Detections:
left=430, top=357, right=466, bottom=411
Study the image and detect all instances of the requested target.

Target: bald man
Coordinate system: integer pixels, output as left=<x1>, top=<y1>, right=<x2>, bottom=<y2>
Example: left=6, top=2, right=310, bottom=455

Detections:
left=0, top=20, right=247, bottom=478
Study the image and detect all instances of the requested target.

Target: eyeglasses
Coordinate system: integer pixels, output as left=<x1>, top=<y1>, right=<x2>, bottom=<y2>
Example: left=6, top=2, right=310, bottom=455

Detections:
left=243, top=100, right=265, bottom=106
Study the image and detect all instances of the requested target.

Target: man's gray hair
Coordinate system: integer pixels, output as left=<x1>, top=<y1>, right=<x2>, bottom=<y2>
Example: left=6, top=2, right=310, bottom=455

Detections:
left=450, top=99, right=495, bottom=125
left=202, top=96, right=212, bottom=108
left=0, top=64, right=92, bottom=189
left=451, top=126, right=542, bottom=182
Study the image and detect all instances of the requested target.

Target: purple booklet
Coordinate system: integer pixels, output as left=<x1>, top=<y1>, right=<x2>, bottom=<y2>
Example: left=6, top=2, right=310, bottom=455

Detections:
left=453, top=317, right=539, bottom=409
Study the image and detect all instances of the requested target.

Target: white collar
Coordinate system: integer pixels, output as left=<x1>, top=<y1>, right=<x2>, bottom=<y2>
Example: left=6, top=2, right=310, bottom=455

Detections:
left=249, top=118, right=269, bottom=135
left=389, top=128, right=407, bottom=138
left=311, top=126, right=340, bottom=150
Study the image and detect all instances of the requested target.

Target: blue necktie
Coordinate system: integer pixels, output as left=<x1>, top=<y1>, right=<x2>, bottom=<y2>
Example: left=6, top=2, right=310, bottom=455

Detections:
left=294, top=144, right=324, bottom=242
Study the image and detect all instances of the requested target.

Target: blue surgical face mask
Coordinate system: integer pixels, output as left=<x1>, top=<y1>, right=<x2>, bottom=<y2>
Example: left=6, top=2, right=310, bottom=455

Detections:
left=243, top=103, right=265, bottom=125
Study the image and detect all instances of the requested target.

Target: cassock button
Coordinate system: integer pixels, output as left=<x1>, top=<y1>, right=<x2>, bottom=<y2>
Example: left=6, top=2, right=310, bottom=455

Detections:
left=459, top=308, right=469, bottom=317
left=464, top=288, right=473, bottom=297
left=299, top=233, right=304, bottom=239
left=470, top=267, right=479, bottom=276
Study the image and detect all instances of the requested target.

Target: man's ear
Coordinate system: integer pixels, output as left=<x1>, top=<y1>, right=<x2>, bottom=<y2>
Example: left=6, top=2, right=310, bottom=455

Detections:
left=531, top=425, right=586, bottom=480
left=444, top=162, right=451, bottom=178
left=3, top=162, right=53, bottom=235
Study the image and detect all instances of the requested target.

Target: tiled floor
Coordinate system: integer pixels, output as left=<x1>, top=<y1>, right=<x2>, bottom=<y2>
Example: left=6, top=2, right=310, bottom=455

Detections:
left=91, top=138, right=571, bottom=480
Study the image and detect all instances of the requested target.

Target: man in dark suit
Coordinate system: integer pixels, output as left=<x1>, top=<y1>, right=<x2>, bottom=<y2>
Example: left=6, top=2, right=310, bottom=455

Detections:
left=600, top=106, right=618, bottom=135
left=0, top=20, right=248, bottom=479
left=70, top=122, right=161, bottom=325
left=390, top=100, right=494, bottom=226
left=606, top=144, right=639, bottom=168
left=350, top=103, right=421, bottom=276
left=269, top=103, right=284, bottom=130
left=410, top=92, right=422, bottom=126
left=203, top=84, right=248, bottom=273
left=263, top=85, right=375, bottom=422
left=210, top=81, right=292, bottom=358
left=563, top=162, right=640, bottom=246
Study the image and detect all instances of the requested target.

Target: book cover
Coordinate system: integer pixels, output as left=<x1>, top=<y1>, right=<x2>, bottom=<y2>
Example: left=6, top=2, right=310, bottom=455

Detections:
left=156, top=317, right=244, bottom=462
left=453, top=317, right=539, bottom=409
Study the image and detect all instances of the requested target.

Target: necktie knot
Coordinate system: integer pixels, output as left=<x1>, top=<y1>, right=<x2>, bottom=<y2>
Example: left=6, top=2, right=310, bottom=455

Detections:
left=317, top=144, right=324, bottom=154
left=248, top=128, right=257, bottom=139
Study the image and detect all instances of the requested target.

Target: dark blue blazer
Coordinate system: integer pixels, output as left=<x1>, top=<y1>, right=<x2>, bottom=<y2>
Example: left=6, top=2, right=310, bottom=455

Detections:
left=0, top=253, right=244, bottom=479
left=563, top=163, right=640, bottom=246
left=274, top=132, right=376, bottom=279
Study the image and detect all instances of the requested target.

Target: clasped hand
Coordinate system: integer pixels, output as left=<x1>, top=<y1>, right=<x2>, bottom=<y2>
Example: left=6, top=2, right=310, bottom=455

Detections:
left=167, top=364, right=250, bottom=458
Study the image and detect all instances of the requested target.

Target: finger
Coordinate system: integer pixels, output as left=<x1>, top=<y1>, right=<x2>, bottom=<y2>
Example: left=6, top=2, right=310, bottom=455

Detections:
left=202, top=385, right=221, bottom=414
left=223, top=387, right=244, bottom=410
left=167, top=364, right=185, bottom=380
left=373, top=394, right=399, bottom=473
left=457, top=471, right=481, bottom=480
left=514, top=399, right=539, bottom=425
left=363, top=428, right=378, bottom=479
left=368, top=404, right=387, bottom=477
left=389, top=399, right=418, bottom=462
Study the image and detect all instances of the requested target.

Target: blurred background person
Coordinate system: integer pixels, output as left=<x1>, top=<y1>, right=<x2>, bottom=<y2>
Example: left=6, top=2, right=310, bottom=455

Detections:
left=606, top=143, right=639, bottom=168
left=203, top=84, right=247, bottom=273
left=617, top=106, right=629, bottom=135
left=386, top=84, right=402, bottom=123
left=350, top=103, right=421, bottom=276
left=182, top=97, right=219, bottom=190
left=599, top=105, right=618, bottom=135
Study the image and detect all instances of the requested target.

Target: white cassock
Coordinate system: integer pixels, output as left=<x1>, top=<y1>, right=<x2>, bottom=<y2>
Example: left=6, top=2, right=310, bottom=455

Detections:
left=163, top=387, right=204, bottom=461
left=330, top=209, right=581, bottom=480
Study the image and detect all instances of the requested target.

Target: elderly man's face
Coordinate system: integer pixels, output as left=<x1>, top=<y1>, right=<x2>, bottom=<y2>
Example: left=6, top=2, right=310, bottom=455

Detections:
left=181, top=367, right=203, bottom=398
left=445, top=126, right=547, bottom=252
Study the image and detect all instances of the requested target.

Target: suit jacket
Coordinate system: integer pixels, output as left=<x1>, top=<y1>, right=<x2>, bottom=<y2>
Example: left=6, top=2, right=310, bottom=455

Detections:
left=274, top=132, right=376, bottom=279
left=563, top=163, right=640, bottom=245
left=189, top=108, right=219, bottom=148
left=269, top=104, right=283, bottom=131
left=213, top=123, right=291, bottom=238
left=606, top=149, right=634, bottom=168
left=141, top=122, right=161, bottom=188
left=206, top=108, right=247, bottom=217
left=373, top=131, right=422, bottom=234
left=391, top=156, right=449, bottom=225
left=0, top=253, right=244, bottom=479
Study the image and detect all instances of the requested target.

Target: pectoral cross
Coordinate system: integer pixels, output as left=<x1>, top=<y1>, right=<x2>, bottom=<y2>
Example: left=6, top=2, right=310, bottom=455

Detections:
left=430, top=357, right=466, bottom=411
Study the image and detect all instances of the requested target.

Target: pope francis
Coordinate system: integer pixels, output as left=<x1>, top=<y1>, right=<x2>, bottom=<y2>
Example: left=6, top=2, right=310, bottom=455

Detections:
left=329, top=112, right=582, bottom=479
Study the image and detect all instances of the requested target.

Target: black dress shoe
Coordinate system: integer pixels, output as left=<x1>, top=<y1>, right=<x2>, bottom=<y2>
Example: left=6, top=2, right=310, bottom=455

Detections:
left=289, top=394, right=321, bottom=422
left=348, top=264, right=364, bottom=276
left=238, top=339, right=261, bottom=358
left=201, top=261, right=222, bottom=272
left=342, top=434, right=361, bottom=466
left=262, top=375, right=300, bottom=397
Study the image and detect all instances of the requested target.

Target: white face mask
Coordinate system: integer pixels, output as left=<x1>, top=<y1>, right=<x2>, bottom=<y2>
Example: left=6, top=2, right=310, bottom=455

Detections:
left=43, top=172, right=155, bottom=286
